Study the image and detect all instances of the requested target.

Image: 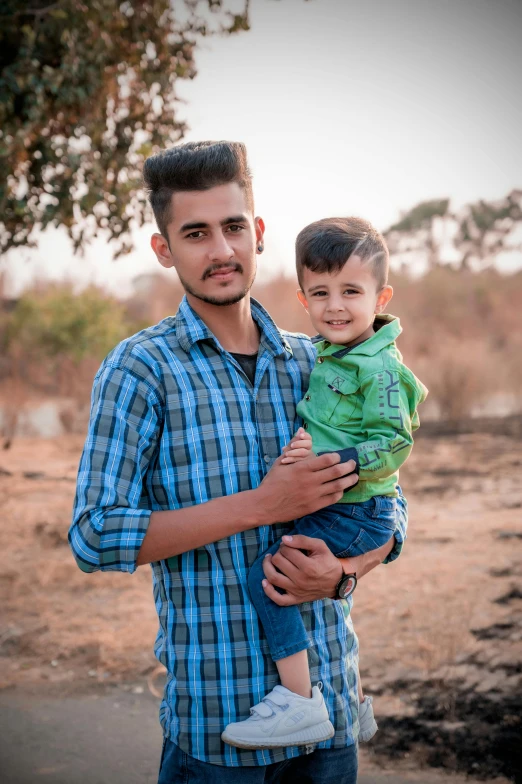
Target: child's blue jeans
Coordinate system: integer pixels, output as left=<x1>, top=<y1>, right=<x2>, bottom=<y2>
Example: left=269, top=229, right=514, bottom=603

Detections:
left=247, top=493, right=400, bottom=661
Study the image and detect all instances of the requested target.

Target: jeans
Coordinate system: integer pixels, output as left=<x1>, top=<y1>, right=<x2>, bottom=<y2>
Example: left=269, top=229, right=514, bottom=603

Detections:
left=247, top=494, right=399, bottom=660
left=158, top=738, right=358, bottom=783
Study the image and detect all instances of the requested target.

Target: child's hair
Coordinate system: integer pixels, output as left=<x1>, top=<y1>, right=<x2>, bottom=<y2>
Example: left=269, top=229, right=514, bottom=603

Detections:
left=295, top=216, right=389, bottom=289
left=143, top=141, right=253, bottom=239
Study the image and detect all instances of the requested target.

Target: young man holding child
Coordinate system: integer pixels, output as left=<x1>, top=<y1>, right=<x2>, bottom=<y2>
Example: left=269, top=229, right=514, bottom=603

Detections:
left=70, top=140, right=408, bottom=784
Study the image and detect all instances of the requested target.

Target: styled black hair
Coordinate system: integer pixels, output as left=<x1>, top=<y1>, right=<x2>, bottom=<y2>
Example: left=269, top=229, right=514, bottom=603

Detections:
left=296, top=216, right=389, bottom=289
left=143, top=141, right=253, bottom=238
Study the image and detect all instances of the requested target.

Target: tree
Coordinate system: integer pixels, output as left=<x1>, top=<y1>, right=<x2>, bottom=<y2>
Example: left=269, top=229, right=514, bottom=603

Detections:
left=385, top=191, right=522, bottom=273
left=0, top=0, right=250, bottom=257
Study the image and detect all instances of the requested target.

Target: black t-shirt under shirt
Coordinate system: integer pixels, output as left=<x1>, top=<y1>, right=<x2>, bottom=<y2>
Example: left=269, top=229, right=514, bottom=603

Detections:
left=230, top=351, right=258, bottom=386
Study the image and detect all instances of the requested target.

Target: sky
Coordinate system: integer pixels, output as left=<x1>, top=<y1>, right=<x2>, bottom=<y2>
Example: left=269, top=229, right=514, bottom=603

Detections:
left=3, top=0, right=522, bottom=296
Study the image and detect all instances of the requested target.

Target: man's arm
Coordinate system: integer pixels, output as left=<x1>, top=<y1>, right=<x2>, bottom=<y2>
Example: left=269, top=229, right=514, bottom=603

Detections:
left=69, top=363, right=358, bottom=573
left=260, top=534, right=395, bottom=606
left=135, top=455, right=358, bottom=565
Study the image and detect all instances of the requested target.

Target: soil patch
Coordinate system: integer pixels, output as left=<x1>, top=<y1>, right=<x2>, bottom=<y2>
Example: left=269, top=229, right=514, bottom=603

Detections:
left=1, top=430, right=521, bottom=781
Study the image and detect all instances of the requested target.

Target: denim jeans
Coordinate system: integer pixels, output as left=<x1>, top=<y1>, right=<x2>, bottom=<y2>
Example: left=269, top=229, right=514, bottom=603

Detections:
left=247, top=494, right=399, bottom=660
left=158, top=737, right=358, bottom=783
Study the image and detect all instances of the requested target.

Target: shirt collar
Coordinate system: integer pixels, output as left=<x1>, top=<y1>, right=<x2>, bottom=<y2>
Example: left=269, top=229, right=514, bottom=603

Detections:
left=317, top=314, right=402, bottom=358
left=174, top=295, right=293, bottom=359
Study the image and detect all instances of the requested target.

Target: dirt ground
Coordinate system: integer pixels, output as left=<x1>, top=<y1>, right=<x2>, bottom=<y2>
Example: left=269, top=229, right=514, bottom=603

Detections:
left=0, top=428, right=520, bottom=782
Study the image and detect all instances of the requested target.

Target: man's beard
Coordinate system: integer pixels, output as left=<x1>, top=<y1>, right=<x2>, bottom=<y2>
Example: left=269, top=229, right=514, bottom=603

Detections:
left=178, top=264, right=256, bottom=307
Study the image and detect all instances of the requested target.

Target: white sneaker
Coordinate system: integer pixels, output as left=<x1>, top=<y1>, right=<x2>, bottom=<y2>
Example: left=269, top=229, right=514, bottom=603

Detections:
left=221, top=684, right=335, bottom=750
left=358, top=695, right=378, bottom=742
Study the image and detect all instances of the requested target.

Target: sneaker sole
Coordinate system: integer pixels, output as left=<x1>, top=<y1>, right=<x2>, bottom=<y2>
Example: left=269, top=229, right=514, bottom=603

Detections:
left=358, top=720, right=378, bottom=743
left=221, top=719, right=335, bottom=750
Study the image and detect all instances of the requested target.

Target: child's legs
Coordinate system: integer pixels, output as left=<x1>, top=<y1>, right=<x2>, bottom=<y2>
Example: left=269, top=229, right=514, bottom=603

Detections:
left=248, top=540, right=311, bottom=662
left=247, top=505, right=369, bottom=663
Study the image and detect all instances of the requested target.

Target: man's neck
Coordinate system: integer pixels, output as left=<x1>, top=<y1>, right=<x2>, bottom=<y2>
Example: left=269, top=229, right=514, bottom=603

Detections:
left=186, top=293, right=260, bottom=354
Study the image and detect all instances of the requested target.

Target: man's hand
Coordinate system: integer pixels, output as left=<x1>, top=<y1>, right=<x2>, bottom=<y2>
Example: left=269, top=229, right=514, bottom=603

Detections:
left=281, top=427, right=314, bottom=464
left=261, top=535, right=343, bottom=605
left=255, top=452, right=358, bottom=525
left=262, top=534, right=396, bottom=605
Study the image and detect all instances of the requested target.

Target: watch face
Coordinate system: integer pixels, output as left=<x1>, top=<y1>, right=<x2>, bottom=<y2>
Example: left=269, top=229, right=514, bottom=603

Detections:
left=340, top=574, right=357, bottom=599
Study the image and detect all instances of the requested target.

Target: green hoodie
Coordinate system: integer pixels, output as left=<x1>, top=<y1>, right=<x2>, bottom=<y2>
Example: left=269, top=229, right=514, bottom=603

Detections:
left=297, top=314, right=428, bottom=503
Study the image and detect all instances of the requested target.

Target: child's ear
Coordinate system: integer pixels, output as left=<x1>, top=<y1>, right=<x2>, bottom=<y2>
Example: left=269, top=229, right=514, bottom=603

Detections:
left=296, top=289, right=309, bottom=311
left=375, top=285, right=393, bottom=314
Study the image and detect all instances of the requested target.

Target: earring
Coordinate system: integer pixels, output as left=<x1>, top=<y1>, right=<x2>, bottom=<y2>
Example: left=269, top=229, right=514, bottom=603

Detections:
left=257, top=245, right=264, bottom=253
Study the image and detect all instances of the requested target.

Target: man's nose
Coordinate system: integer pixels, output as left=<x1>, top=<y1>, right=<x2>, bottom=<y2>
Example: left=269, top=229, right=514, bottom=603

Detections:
left=209, top=232, right=234, bottom=262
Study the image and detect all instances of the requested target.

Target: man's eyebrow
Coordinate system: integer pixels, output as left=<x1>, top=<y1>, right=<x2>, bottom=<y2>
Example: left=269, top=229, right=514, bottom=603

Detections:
left=179, top=221, right=208, bottom=233
left=179, top=215, right=248, bottom=234
left=221, top=214, right=248, bottom=226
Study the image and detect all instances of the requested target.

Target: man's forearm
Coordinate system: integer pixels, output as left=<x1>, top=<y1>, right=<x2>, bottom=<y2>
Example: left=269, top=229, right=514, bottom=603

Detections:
left=136, top=488, right=264, bottom=565
left=135, top=454, right=358, bottom=566
left=338, top=535, right=395, bottom=581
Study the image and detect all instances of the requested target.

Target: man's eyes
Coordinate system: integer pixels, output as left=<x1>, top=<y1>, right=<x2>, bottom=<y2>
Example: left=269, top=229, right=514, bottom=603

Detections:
left=185, top=225, right=244, bottom=239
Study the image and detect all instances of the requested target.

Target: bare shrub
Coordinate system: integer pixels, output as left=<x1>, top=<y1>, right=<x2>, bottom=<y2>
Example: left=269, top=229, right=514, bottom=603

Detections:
left=0, top=375, right=29, bottom=448
left=418, top=339, right=497, bottom=421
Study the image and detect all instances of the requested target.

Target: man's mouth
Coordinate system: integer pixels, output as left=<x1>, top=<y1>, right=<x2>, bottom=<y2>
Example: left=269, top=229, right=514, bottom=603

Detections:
left=204, top=265, right=240, bottom=281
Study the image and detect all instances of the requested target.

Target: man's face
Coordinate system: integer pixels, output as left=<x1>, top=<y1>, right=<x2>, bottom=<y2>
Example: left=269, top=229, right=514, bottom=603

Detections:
left=151, top=182, right=264, bottom=307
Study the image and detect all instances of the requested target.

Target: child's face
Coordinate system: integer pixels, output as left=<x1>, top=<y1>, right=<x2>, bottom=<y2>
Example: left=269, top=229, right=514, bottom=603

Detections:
left=297, top=255, right=393, bottom=346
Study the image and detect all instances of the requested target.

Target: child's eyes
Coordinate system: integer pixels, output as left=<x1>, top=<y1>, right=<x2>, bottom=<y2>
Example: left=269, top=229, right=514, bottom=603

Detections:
left=311, top=289, right=359, bottom=297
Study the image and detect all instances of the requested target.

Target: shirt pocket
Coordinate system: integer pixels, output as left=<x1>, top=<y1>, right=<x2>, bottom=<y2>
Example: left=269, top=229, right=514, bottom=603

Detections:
left=316, top=369, right=360, bottom=426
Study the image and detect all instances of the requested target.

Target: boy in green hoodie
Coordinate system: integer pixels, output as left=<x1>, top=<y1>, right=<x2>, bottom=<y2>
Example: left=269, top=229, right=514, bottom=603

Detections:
left=222, top=217, right=427, bottom=751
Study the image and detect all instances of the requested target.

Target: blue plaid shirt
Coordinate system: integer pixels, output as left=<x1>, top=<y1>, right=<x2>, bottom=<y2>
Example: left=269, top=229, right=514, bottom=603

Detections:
left=70, top=296, right=407, bottom=767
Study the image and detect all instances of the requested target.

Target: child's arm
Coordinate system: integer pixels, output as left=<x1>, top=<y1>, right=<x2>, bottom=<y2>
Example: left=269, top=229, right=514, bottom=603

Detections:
left=334, top=369, right=427, bottom=481
left=281, top=427, right=314, bottom=464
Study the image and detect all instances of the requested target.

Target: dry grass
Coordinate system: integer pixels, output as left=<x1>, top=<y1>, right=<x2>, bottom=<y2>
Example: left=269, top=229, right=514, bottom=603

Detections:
left=0, top=430, right=520, bottom=694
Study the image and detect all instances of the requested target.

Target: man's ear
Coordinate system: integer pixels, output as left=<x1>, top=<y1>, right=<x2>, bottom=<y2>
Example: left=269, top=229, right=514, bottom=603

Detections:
left=151, top=233, right=175, bottom=269
left=254, top=216, right=265, bottom=249
left=296, top=289, right=309, bottom=311
left=375, top=285, right=393, bottom=314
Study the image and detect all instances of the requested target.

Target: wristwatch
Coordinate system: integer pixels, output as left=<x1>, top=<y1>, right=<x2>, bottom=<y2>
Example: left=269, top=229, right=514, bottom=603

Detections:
left=334, top=571, right=357, bottom=600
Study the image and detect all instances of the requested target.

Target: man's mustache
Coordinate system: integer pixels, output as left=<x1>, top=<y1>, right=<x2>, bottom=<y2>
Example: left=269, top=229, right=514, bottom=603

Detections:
left=202, top=263, right=243, bottom=280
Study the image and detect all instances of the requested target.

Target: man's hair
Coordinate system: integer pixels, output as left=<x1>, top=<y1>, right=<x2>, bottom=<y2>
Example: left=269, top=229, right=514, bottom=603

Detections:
left=295, top=216, right=389, bottom=289
left=143, top=141, right=253, bottom=238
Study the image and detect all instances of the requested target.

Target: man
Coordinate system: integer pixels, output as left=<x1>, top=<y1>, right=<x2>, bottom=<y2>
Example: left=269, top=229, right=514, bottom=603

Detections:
left=70, top=141, right=407, bottom=783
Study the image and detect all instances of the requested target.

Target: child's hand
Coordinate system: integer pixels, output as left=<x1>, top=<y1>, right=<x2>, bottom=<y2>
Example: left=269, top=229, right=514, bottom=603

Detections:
left=281, top=427, right=314, bottom=464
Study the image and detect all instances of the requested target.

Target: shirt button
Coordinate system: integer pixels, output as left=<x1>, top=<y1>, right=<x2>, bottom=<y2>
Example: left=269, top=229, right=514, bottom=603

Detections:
left=305, top=394, right=311, bottom=401
left=317, top=357, right=324, bottom=364
left=264, top=455, right=271, bottom=464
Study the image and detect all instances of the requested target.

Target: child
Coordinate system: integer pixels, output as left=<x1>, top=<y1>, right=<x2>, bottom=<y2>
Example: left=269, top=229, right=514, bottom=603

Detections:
left=222, top=216, right=427, bottom=750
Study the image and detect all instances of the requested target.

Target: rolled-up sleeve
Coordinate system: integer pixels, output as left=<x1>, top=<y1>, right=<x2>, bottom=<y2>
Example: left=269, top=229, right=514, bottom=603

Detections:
left=69, top=361, right=163, bottom=573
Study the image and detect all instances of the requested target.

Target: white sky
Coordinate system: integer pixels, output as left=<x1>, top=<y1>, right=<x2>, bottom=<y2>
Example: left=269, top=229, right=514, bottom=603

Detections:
left=3, top=0, right=522, bottom=296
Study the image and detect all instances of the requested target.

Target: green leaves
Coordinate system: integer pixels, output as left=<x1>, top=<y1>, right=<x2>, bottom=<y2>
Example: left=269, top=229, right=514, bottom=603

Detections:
left=0, top=0, right=249, bottom=256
